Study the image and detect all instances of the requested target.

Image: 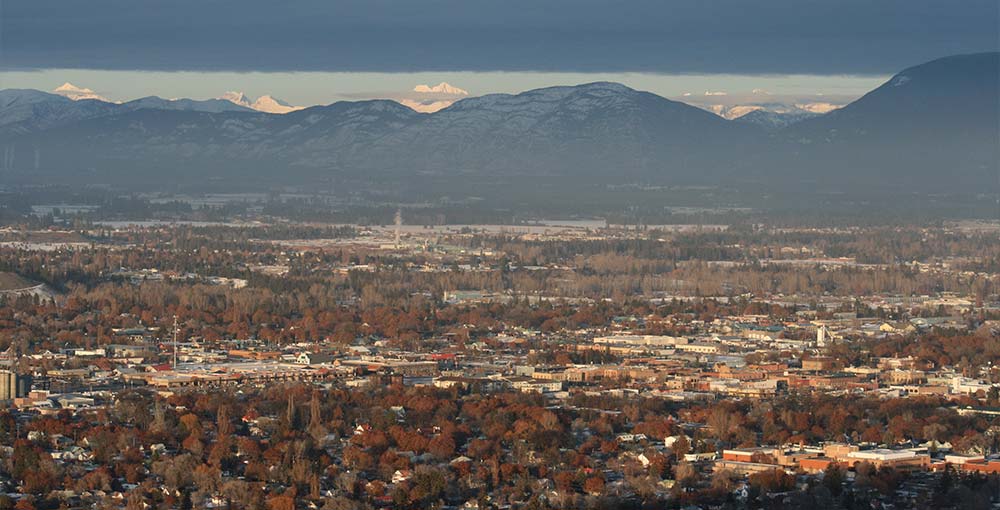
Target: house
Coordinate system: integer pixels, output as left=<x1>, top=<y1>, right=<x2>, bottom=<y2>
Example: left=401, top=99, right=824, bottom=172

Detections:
left=684, top=452, right=716, bottom=462
left=616, top=433, right=647, bottom=443
left=664, top=435, right=690, bottom=449
left=205, top=495, right=229, bottom=508
left=51, top=446, right=93, bottom=462
left=392, top=469, right=413, bottom=483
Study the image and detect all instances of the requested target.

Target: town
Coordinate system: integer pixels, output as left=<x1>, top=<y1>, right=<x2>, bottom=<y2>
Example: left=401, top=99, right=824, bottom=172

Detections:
left=3, top=1, right=997, bottom=508
left=0, top=217, right=998, bottom=509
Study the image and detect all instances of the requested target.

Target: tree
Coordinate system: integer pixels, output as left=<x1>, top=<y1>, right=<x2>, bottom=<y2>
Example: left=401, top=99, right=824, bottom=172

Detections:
left=266, top=493, right=296, bottom=510
left=749, top=468, right=795, bottom=494
left=823, top=463, right=845, bottom=496
left=583, top=475, right=605, bottom=496
left=13, top=498, right=35, bottom=510
left=179, top=413, right=202, bottom=438
left=428, top=433, right=457, bottom=460
left=153, top=453, right=199, bottom=490
left=671, top=435, right=690, bottom=459
left=674, top=462, right=697, bottom=487
left=409, top=466, right=447, bottom=505
left=321, top=496, right=363, bottom=510
left=308, top=391, right=327, bottom=442
left=707, top=408, right=740, bottom=445
left=711, top=469, right=735, bottom=493
left=217, top=404, right=232, bottom=437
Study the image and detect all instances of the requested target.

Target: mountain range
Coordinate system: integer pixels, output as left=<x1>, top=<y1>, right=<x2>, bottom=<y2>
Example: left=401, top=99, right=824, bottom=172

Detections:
left=399, top=82, right=470, bottom=113
left=53, top=82, right=112, bottom=102
left=0, top=53, right=996, bottom=192
left=219, top=91, right=303, bottom=114
left=701, top=102, right=831, bottom=127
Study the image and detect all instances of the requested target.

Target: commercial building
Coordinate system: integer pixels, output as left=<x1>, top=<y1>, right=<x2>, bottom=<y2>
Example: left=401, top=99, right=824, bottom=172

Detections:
left=0, top=369, right=32, bottom=401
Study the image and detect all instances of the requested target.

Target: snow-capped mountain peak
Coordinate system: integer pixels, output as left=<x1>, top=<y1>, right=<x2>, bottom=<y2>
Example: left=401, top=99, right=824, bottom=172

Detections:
left=53, top=82, right=113, bottom=102
left=399, top=82, right=471, bottom=112
left=220, top=91, right=253, bottom=108
left=413, top=82, right=469, bottom=96
left=706, top=104, right=764, bottom=120
left=793, top=102, right=841, bottom=114
left=219, top=91, right=301, bottom=113
left=54, top=82, right=89, bottom=95
left=251, top=95, right=302, bottom=114
left=696, top=100, right=844, bottom=130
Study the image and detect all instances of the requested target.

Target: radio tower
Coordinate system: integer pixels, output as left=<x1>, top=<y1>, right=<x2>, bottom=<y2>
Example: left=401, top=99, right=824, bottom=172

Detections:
left=394, top=209, right=402, bottom=249
left=172, top=315, right=179, bottom=370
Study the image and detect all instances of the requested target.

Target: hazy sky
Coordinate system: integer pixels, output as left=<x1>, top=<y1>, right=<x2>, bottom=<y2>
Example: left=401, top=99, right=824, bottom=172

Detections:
left=0, top=69, right=888, bottom=107
left=2, top=0, right=996, bottom=106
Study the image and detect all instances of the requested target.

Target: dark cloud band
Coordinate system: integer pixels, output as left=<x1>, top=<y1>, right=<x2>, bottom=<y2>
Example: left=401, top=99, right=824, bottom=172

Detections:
left=3, top=0, right=996, bottom=74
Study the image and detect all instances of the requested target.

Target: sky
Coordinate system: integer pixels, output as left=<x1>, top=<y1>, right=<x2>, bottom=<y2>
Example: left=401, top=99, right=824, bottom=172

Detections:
left=2, top=0, right=997, bottom=107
